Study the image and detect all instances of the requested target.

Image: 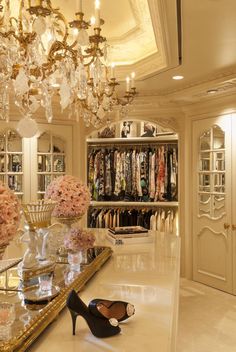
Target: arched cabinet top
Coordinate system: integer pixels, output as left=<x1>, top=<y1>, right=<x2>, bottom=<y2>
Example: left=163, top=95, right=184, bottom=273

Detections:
left=87, top=119, right=177, bottom=140
left=38, top=131, right=66, bottom=154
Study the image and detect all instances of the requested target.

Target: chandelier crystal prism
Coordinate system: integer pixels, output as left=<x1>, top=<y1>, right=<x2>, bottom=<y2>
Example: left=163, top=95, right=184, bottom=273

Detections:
left=0, top=0, right=138, bottom=127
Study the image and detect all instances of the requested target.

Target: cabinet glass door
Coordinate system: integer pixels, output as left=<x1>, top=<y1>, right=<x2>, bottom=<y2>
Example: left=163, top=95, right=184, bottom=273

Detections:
left=0, top=129, right=23, bottom=199
left=193, top=117, right=232, bottom=294
left=37, top=132, right=66, bottom=199
left=198, top=125, right=226, bottom=219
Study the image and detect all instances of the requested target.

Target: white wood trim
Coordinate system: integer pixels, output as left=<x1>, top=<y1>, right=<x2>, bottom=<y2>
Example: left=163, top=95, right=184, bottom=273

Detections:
left=198, top=270, right=226, bottom=281
left=197, top=226, right=228, bottom=240
left=197, top=213, right=226, bottom=221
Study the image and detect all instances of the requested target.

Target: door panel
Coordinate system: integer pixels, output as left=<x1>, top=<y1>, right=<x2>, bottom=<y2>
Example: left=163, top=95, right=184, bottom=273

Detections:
left=193, top=116, right=232, bottom=293
left=232, top=117, right=236, bottom=294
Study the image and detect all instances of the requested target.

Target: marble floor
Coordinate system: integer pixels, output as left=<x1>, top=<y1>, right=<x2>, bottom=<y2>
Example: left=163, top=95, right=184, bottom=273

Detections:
left=177, top=279, right=236, bottom=352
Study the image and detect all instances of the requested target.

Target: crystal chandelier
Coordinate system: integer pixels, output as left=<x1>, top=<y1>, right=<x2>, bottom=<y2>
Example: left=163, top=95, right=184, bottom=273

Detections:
left=0, top=0, right=138, bottom=128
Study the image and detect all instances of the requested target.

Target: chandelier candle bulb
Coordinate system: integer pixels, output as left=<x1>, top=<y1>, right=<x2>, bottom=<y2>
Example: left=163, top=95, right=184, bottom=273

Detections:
left=31, top=0, right=41, bottom=6
left=131, top=72, right=135, bottom=88
left=76, top=0, right=82, bottom=13
left=90, top=63, right=95, bottom=79
left=111, top=63, right=115, bottom=78
left=95, top=0, right=100, bottom=28
left=126, top=77, right=130, bottom=92
left=90, top=16, right=96, bottom=25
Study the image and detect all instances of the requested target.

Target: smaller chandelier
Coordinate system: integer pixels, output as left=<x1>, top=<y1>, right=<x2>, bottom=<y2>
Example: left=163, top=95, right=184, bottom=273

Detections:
left=0, top=0, right=138, bottom=127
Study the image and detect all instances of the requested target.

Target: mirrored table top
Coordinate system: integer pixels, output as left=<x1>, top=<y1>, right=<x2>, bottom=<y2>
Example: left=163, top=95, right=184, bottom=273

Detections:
left=0, top=230, right=180, bottom=352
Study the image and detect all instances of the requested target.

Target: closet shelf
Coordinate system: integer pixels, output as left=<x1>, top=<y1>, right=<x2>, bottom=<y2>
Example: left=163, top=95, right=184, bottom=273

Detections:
left=90, top=201, right=179, bottom=208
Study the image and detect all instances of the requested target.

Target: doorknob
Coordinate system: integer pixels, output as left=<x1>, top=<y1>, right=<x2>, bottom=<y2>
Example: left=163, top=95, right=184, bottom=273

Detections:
left=224, top=223, right=230, bottom=230
left=232, top=224, right=236, bottom=231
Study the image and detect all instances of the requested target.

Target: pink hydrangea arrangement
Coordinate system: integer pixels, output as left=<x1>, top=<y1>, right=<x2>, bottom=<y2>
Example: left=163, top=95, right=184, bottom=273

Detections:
left=45, top=175, right=91, bottom=218
left=0, top=182, right=20, bottom=248
left=64, top=227, right=95, bottom=252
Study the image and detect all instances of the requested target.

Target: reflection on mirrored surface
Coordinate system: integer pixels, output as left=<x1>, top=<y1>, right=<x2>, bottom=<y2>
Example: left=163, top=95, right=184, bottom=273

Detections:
left=38, top=155, right=51, bottom=172
left=38, top=132, right=51, bottom=153
left=0, top=154, right=5, bottom=172
left=213, top=151, right=225, bottom=171
left=213, top=125, right=225, bottom=149
left=52, top=136, right=65, bottom=153
left=7, top=154, right=22, bottom=173
left=7, top=130, right=22, bottom=153
left=0, top=132, right=5, bottom=152
left=53, top=155, right=65, bottom=172
left=38, top=174, right=52, bottom=192
left=198, top=125, right=226, bottom=219
left=0, top=246, right=111, bottom=349
left=7, top=174, right=23, bottom=193
left=0, top=302, right=15, bottom=341
left=199, top=174, right=211, bottom=192
left=200, top=130, right=211, bottom=150
left=214, top=173, right=225, bottom=193
left=199, top=152, right=210, bottom=171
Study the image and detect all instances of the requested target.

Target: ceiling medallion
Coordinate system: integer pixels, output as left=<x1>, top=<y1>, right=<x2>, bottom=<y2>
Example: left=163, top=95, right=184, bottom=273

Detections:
left=0, top=0, right=138, bottom=127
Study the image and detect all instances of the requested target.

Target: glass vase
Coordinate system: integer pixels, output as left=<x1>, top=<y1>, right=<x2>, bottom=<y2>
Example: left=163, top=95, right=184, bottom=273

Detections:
left=68, top=251, right=83, bottom=272
left=55, top=216, right=82, bottom=257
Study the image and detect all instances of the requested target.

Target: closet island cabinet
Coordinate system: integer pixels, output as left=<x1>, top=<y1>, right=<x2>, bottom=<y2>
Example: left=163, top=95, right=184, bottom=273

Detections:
left=0, top=121, right=72, bottom=202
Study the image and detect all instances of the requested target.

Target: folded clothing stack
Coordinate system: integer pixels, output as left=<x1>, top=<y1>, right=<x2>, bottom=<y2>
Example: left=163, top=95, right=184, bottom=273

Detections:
left=106, top=226, right=152, bottom=245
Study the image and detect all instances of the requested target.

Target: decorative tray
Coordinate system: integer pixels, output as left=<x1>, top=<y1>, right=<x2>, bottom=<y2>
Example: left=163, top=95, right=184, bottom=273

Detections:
left=0, top=246, right=112, bottom=352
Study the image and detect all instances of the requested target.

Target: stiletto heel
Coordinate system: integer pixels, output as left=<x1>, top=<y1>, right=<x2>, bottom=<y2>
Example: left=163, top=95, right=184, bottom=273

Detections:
left=69, top=309, right=78, bottom=335
left=66, top=290, right=121, bottom=338
left=89, top=299, right=135, bottom=322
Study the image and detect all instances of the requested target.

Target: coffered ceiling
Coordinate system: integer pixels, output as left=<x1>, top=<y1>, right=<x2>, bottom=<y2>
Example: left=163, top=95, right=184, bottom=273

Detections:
left=55, top=0, right=236, bottom=104
left=5, top=0, right=236, bottom=122
left=56, top=0, right=158, bottom=66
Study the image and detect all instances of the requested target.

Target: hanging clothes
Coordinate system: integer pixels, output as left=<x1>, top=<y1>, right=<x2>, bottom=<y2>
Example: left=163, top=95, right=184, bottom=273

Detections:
left=88, top=144, right=178, bottom=202
left=88, top=207, right=178, bottom=234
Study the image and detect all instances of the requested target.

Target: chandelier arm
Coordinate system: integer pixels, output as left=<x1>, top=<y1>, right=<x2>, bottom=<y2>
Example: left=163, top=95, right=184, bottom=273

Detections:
left=102, top=85, right=116, bottom=98
left=9, top=16, right=18, bottom=27
left=0, top=0, right=138, bottom=127
left=115, top=94, right=136, bottom=107
left=83, top=56, right=95, bottom=67
left=18, top=0, right=25, bottom=33
left=47, top=40, right=77, bottom=66
left=52, top=9, right=69, bottom=44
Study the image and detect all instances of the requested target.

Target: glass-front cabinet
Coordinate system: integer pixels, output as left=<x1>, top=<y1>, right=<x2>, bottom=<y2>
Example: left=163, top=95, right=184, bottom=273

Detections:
left=0, top=129, right=24, bottom=199
left=37, top=132, right=66, bottom=199
left=0, top=123, right=72, bottom=202
left=193, top=116, right=234, bottom=294
left=198, top=125, right=225, bottom=219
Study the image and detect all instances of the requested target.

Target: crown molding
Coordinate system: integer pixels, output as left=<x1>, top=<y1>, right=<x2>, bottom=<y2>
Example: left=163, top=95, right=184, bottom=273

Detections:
left=115, top=0, right=180, bottom=80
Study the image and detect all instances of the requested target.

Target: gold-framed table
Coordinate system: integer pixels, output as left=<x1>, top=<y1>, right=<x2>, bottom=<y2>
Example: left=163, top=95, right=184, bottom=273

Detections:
left=0, top=246, right=112, bottom=352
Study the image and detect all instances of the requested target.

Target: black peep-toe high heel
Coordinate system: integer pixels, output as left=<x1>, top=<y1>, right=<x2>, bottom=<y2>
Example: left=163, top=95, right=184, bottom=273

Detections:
left=66, top=290, right=121, bottom=338
left=89, top=298, right=135, bottom=322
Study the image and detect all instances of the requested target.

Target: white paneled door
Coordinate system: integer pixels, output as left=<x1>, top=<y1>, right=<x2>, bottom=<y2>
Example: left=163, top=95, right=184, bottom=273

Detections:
left=232, top=117, right=236, bottom=295
left=193, top=116, right=233, bottom=293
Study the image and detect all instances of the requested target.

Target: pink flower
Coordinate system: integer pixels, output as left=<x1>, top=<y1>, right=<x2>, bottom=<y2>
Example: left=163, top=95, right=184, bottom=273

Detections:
left=64, top=227, right=95, bottom=252
left=45, top=175, right=91, bottom=218
left=0, top=182, right=20, bottom=247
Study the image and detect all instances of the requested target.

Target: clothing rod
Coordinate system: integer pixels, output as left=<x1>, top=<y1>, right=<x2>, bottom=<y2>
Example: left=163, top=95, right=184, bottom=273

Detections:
left=89, top=206, right=178, bottom=211
left=87, top=142, right=178, bottom=148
